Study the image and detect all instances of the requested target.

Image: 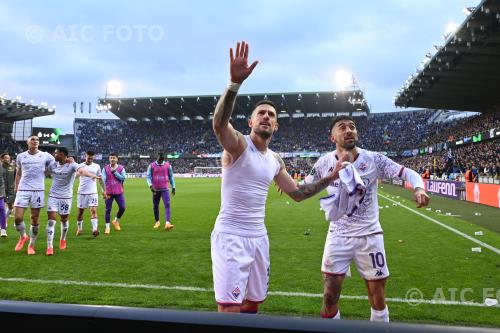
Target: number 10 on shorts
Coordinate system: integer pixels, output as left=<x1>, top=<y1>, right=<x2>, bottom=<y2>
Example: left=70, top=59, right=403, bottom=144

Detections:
left=368, top=252, right=385, bottom=268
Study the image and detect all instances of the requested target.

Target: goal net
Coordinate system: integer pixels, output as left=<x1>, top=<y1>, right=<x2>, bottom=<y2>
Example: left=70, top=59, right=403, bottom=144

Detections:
left=193, top=166, right=222, bottom=177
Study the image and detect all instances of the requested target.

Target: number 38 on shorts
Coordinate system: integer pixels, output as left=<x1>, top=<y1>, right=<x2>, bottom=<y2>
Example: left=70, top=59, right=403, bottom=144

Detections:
left=47, top=197, right=72, bottom=215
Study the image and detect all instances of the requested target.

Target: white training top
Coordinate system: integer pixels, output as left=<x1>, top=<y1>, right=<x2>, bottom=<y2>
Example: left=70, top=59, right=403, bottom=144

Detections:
left=77, top=162, right=101, bottom=194
left=307, top=148, right=404, bottom=237
left=214, top=135, right=281, bottom=237
left=16, top=151, right=55, bottom=191
left=48, top=161, right=81, bottom=198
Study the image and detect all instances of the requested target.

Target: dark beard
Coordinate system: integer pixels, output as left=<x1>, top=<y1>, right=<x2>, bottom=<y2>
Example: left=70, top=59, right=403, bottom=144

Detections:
left=254, top=128, right=272, bottom=139
left=342, top=139, right=357, bottom=150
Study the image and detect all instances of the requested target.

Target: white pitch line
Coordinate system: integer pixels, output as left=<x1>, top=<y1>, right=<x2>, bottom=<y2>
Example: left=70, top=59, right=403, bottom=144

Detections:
left=0, top=277, right=496, bottom=308
left=378, top=194, right=500, bottom=255
left=437, top=214, right=462, bottom=217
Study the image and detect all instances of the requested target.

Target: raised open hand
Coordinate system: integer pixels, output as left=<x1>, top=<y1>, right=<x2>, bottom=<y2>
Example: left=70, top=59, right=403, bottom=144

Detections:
left=230, top=41, right=259, bottom=84
left=414, top=187, right=430, bottom=208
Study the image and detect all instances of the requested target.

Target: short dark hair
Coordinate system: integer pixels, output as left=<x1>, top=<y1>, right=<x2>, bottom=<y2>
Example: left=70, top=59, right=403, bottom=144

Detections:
left=109, top=152, right=118, bottom=157
left=0, top=152, right=9, bottom=158
left=329, top=115, right=356, bottom=133
left=252, top=100, right=278, bottom=115
left=55, top=147, right=69, bottom=156
left=86, top=150, right=95, bottom=156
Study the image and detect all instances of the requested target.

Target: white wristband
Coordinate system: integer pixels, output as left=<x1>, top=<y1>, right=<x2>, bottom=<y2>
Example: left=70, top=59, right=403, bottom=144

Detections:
left=228, top=81, right=241, bottom=92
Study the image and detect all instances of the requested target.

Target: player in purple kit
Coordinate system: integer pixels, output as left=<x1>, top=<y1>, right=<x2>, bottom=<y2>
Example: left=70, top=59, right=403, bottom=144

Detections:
left=0, top=162, right=7, bottom=237
left=146, top=152, right=176, bottom=230
left=102, top=153, right=126, bottom=234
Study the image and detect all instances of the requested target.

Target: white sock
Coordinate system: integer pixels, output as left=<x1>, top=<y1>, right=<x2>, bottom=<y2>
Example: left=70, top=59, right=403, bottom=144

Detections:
left=166, top=221, right=171, bottom=225
left=322, top=309, right=340, bottom=320
left=46, top=220, right=56, bottom=248
left=114, top=217, right=120, bottom=222
left=5, top=208, right=11, bottom=218
left=77, top=220, right=83, bottom=230
left=15, top=222, right=26, bottom=237
left=60, top=221, right=69, bottom=240
left=91, top=218, right=98, bottom=231
left=105, top=222, right=110, bottom=228
left=29, top=225, right=39, bottom=246
left=370, top=305, right=389, bottom=322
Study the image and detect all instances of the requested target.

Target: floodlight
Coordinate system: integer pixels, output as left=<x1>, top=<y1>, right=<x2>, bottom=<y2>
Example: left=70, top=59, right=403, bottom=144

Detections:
left=106, top=80, right=122, bottom=97
left=335, top=69, right=353, bottom=91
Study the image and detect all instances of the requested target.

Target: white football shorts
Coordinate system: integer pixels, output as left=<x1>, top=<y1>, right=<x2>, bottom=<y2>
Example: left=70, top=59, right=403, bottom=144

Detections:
left=211, top=231, right=270, bottom=305
left=77, top=193, right=99, bottom=209
left=47, top=196, right=72, bottom=215
left=321, top=233, right=389, bottom=280
left=14, top=190, right=44, bottom=209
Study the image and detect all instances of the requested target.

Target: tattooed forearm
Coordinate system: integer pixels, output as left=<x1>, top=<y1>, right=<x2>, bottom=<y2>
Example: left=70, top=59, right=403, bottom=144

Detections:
left=288, top=175, right=333, bottom=202
left=213, top=89, right=238, bottom=129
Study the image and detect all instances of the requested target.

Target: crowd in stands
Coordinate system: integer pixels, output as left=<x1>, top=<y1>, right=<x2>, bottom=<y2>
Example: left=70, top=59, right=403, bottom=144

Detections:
left=3, top=110, right=497, bottom=178
left=74, top=119, right=208, bottom=156
left=75, top=110, right=441, bottom=157
left=424, top=112, right=500, bottom=145
left=81, top=138, right=499, bottom=181
left=0, top=134, right=24, bottom=155
left=398, top=140, right=500, bottom=180
left=355, top=110, right=437, bottom=151
left=76, top=109, right=500, bottom=158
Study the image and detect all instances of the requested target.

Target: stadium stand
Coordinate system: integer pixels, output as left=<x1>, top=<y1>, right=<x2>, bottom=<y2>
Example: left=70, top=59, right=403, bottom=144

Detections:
left=0, top=95, right=54, bottom=153
left=421, top=112, right=500, bottom=146
left=75, top=110, right=439, bottom=156
left=397, top=140, right=500, bottom=180
left=74, top=110, right=500, bottom=183
left=393, top=0, right=500, bottom=186
left=0, top=133, right=23, bottom=154
left=393, top=0, right=500, bottom=112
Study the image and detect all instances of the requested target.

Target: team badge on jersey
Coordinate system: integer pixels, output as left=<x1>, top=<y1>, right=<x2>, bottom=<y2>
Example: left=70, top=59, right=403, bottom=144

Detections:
left=232, top=286, right=241, bottom=299
left=359, top=162, right=368, bottom=172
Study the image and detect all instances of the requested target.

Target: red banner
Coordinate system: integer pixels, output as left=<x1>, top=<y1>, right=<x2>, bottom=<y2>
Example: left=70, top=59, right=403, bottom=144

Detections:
left=466, top=182, right=500, bottom=208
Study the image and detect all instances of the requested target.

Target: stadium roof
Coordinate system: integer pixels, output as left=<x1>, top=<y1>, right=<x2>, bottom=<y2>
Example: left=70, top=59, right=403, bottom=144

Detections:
left=394, top=0, right=500, bottom=113
left=98, top=90, right=370, bottom=122
left=0, top=96, right=55, bottom=121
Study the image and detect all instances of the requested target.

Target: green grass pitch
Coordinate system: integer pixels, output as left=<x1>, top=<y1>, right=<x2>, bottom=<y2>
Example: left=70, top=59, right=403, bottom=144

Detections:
left=0, top=178, right=498, bottom=327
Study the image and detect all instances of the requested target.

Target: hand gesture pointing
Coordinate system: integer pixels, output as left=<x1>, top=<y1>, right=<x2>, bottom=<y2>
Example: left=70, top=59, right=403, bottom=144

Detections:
left=230, top=41, right=259, bottom=84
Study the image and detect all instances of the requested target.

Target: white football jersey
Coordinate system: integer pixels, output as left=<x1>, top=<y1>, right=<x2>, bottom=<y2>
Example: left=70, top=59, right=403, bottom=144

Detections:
left=77, top=162, right=101, bottom=194
left=307, top=148, right=404, bottom=237
left=48, top=161, right=81, bottom=198
left=214, top=135, right=281, bottom=237
left=16, top=151, right=55, bottom=191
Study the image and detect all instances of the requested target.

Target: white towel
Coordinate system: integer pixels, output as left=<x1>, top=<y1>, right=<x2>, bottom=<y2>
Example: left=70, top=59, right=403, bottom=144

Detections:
left=319, top=162, right=366, bottom=222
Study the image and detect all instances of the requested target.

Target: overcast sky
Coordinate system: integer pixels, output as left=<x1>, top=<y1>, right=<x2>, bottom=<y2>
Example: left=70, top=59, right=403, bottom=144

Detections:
left=0, top=0, right=478, bottom=133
